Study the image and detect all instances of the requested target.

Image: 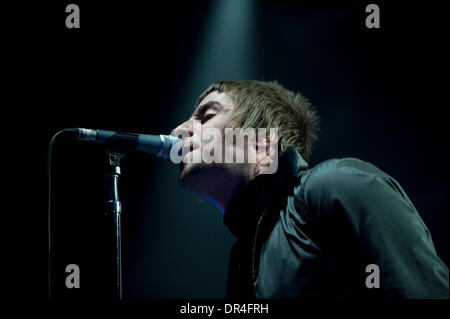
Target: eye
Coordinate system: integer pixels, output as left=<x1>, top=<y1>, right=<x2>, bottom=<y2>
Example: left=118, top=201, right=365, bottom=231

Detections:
left=201, top=113, right=215, bottom=124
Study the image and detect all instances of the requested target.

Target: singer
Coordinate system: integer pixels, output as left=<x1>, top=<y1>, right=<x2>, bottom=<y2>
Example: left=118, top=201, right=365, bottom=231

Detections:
left=173, top=80, right=449, bottom=298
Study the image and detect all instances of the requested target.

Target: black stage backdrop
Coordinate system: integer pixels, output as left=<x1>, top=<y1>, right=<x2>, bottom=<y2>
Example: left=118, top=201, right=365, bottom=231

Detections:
left=5, top=0, right=448, bottom=304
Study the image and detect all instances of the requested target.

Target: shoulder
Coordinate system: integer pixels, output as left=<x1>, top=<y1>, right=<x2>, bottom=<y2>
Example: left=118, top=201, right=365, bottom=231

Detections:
left=304, top=157, right=385, bottom=190
left=298, top=157, right=401, bottom=210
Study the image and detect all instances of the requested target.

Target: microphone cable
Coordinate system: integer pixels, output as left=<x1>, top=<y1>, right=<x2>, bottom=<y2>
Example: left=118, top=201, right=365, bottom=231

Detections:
left=47, top=129, right=78, bottom=299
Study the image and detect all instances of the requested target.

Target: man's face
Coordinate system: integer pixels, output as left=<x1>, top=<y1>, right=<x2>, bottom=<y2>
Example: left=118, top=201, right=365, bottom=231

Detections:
left=173, top=91, right=253, bottom=200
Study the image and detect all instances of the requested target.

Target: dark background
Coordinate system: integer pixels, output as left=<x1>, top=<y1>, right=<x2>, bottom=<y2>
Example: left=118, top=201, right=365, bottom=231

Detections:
left=6, top=0, right=447, bottom=300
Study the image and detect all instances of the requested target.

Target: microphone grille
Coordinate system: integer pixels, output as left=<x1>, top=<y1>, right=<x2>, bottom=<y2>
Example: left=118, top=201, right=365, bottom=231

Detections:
left=157, top=135, right=182, bottom=159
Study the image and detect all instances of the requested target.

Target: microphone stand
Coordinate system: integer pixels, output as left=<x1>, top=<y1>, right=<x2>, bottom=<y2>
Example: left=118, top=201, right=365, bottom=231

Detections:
left=104, top=151, right=123, bottom=299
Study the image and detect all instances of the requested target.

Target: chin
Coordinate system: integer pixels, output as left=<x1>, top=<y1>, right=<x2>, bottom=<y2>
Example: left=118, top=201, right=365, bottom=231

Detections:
left=178, top=162, right=190, bottom=183
left=179, top=161, right=203, bottom=188
left=179, top=161, right=226, bottom=192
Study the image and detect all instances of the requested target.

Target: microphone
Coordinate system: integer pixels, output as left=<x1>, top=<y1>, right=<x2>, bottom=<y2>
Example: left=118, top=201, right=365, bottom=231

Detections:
left=70, top=128, right=182, bottom=159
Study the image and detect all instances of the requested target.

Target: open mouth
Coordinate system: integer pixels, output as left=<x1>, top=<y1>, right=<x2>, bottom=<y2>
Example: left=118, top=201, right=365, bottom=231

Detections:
left=181, top=139, right=200, bottom=157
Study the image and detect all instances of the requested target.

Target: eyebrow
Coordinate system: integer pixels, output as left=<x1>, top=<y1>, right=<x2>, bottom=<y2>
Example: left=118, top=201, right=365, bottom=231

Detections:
left=193, top=100, right=223, bottom=117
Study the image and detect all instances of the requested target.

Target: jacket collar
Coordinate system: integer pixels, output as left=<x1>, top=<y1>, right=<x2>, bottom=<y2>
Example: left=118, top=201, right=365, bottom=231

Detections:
left=224, top=146, right=309, bottom=238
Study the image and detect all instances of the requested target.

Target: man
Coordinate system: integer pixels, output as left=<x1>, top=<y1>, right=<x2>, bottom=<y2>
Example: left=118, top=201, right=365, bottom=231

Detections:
left=173, top=80, right=449, bottom=299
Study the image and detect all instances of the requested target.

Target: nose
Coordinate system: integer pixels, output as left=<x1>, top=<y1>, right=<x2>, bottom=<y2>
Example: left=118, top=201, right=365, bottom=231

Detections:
left=173, top=118, right=194, bottom=140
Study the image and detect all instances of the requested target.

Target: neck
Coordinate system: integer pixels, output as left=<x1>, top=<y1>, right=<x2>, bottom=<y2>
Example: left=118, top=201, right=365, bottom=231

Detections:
left=180, top=163, right=255, bottom=215
left=208, top=174, right=250, bottom=214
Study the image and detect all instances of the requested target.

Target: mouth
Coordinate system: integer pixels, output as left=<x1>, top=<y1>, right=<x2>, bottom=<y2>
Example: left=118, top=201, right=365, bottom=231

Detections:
left=182, top=139, right=200, bottom=158
left=178, top=148, right=199, bottom=174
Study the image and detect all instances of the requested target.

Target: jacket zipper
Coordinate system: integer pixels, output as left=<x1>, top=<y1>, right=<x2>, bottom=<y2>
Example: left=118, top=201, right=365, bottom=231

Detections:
left=252, top=209, right=267, bottom=281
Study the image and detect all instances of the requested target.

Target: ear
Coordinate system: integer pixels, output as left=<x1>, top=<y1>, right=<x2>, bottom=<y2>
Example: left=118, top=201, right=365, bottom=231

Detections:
left=253, top=129, right=279, bottom=177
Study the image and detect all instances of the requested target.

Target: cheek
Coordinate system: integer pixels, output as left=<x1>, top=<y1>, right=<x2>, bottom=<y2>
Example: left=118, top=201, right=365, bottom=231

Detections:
left=223, top=140, right=234, bottom=155
left=211, top=113, right=230, bottom=129
left=200, top=117, right=227, bottom=142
